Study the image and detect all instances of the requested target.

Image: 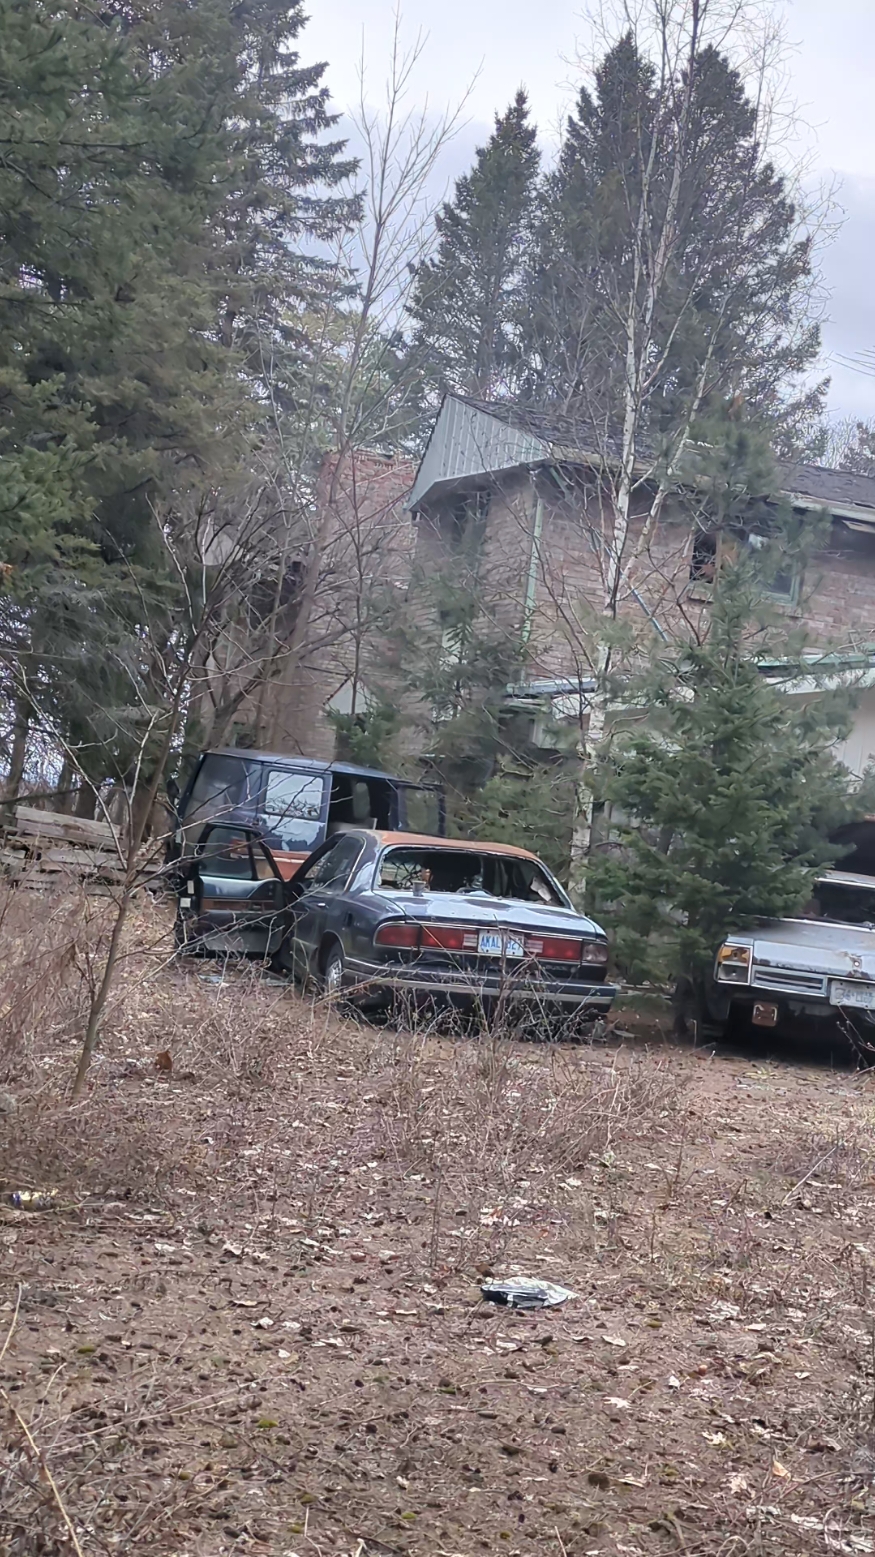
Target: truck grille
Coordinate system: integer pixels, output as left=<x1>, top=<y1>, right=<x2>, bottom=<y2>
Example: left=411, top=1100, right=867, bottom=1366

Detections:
left=751, top=965, right=828, bottom=998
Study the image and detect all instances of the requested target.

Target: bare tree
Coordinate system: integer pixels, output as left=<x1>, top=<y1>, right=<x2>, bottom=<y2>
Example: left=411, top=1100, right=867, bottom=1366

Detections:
left=236, top=16, right=472, bottom=752
left=536, top=0, right=824, bottom=896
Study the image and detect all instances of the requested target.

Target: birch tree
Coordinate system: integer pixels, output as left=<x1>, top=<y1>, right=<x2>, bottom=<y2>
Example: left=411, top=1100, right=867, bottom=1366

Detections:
left=523, top=0, right=825, bottom=897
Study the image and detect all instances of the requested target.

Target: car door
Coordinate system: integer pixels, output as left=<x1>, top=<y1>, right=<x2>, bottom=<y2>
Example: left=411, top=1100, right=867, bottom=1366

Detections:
left=184, top=824, right=285, bottom=955
left=284, top=834, right=366, bottom=980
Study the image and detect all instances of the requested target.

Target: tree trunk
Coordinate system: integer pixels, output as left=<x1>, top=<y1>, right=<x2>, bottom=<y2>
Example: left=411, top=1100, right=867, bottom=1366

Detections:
left=54, top=759, right=73, bottom=813
left=70, top=893, right=132, bottom=1101
left=567, top=669, right=609, bottom=901
left=2, top=697, right=30, bottom=807
left=73, top=782, right=98, bottom=819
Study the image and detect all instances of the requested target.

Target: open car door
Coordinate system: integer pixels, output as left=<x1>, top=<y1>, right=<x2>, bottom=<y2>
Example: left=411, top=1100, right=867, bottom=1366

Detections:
left=177, top=824, right=286, bottom=957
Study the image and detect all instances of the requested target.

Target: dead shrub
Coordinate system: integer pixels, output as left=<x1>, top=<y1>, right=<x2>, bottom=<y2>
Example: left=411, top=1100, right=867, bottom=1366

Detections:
left=0, top=1080, right=203, bottom=1198
left=378, top=1018, right=686, bottom=1188
left=0, top=877, right=115, bottom=1083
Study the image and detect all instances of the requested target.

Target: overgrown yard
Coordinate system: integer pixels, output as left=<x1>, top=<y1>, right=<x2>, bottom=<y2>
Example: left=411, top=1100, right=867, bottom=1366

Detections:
left=1, top=891, right=874, bottom=1556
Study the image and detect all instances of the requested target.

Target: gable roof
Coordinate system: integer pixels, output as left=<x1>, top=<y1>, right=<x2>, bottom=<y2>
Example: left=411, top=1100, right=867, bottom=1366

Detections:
left=409, top=393, right=875, bottom=528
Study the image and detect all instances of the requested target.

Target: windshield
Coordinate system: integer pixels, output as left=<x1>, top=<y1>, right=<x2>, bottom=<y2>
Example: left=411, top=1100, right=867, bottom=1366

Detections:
left=184, top=754, right=262, bottom=825
left=811, top=880, right=875, bottom=927
left=377, top=847, right=567, bottom=907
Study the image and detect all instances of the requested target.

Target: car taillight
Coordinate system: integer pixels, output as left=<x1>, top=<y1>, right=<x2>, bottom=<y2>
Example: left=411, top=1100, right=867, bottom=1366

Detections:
left=375, top=922, right=420, bottom=948
left=581, top=940, right=609, bottom=965
left=525, top=935, right=583, bottom=961
left=421, top=925, right=479, bottom=951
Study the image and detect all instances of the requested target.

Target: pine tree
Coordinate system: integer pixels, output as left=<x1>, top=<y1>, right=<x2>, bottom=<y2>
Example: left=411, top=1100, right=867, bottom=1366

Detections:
left=524, top=34, right=823, bottom=449
left=0, top=0, right=358, bottom=797
left=589, top=429, right=855, bottom=999
left=408, top=91, right=539, bottom=403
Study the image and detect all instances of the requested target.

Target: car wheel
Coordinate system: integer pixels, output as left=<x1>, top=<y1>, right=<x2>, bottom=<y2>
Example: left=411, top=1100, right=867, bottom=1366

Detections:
left=322, top=942, right=346, bottom=999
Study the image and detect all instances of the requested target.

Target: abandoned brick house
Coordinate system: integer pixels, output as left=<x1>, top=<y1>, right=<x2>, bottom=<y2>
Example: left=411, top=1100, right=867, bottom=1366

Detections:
left=278, top=393, right=875, bottom=778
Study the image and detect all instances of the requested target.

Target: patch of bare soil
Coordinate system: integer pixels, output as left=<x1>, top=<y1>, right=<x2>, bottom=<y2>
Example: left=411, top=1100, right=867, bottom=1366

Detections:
left=1, top=893, right=874, bottom=1556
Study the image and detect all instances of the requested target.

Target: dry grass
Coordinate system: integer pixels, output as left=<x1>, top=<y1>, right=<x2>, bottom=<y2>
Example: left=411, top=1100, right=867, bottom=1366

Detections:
left=0, top=888, right=875, bottom=1555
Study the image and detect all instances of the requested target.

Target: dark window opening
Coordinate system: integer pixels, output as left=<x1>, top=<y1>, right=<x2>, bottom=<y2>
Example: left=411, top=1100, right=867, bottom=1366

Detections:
left=689, top=529, right=717, bottom=582
left=196, top=826, right=263, bottom=880
left=447, top=490, right=490, bottom=553
left=327, top=775, right=394, bottom=832
left=248, top=558, right=305, bottom=631
left=812, top=881, right=875, bottom=927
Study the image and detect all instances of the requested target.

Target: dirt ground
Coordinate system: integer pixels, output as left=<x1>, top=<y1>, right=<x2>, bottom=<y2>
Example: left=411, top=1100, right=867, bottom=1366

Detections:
left=1, top=898, right=875, bottom=1556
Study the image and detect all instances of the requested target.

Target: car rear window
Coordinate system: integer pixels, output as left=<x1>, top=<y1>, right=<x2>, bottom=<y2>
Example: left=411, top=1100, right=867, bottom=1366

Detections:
left=377, top=847, right=566, bottom=907
left=813, top=881, right=875, bottom=926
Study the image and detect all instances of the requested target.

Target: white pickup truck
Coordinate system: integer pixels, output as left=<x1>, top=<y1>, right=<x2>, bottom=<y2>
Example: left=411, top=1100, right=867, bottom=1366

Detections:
left=708, top=870, right=875, bottom=1043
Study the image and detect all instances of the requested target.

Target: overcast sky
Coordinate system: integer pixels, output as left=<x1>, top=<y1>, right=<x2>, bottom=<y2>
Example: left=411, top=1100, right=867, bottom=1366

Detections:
left=303, top=0, right=875, bottom=429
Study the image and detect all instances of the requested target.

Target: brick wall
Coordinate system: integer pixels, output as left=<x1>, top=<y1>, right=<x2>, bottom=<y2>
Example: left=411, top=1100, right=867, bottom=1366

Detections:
left=258, top=448, right=417, bottom=759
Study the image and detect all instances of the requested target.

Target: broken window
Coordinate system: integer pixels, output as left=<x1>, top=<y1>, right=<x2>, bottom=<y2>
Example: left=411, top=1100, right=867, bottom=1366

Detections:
left=689, top=529, right=717, bottom=583
left=745, top=532, right=799, bottom=602
left=447, top=490, right=490, bottom=555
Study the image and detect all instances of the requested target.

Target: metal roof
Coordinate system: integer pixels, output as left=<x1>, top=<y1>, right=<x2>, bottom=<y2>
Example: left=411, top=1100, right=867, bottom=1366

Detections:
left=409, top=393, right=875, bottom=525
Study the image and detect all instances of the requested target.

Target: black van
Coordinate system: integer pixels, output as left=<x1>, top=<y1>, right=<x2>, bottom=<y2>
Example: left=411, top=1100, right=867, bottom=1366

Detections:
left=171, top=749, right=445, bottom=881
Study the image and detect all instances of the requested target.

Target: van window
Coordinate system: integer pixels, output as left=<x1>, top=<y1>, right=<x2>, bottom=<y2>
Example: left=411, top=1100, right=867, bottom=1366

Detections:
left=399, top=785, right=442, bottom=837
left=261, top=769, right=326, bottom=851
left=186, top=754, right=261, bottom=825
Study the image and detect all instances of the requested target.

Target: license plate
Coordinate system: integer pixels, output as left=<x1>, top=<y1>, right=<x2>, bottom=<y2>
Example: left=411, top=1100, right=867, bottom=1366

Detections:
left=478, top=931, right=524, bottom=958
left=830, top=980, right=875, bottom=1009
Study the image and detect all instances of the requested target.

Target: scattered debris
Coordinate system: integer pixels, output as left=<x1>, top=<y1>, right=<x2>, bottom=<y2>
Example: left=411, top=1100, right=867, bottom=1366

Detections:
left=7, top=1190, right=57, bottom=1211
left=480, top=1278, right=576, bottom=1310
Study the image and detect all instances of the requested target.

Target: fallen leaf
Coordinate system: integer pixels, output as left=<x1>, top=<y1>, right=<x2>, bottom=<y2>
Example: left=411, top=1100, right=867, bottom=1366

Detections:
left=667, top=1375, right=681, bottom=1390
left=605, top=1397, right=630, bottom=1410
left=252, top=1316, right=274, bottom=1329
left=604, top=1334, right=627, bottom=1348
left=703, top=1431, right=727, bottom=1446
left=771, top=1459, right=790, bottom=1478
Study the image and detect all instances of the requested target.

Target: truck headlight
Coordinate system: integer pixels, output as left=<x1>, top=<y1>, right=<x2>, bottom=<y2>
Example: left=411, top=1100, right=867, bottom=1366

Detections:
left=716, top=944, right=752, bottom=984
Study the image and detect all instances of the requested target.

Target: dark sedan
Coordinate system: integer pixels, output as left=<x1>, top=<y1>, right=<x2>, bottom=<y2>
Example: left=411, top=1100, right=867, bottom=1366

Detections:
left=177, top=825, right=617, bottom=1027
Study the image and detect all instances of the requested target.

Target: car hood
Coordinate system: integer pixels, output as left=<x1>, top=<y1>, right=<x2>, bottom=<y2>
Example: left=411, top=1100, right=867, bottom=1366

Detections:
left=372, top=889, right=606, bottom=939
left=730, top=917, right=875, bottom=979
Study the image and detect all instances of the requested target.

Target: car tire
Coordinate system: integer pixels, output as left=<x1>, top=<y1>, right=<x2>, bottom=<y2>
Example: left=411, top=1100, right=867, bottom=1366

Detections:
left=322, top=942, right=346, bottom=1000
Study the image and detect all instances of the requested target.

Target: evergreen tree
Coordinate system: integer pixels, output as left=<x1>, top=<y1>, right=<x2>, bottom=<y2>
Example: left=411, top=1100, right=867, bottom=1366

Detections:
left=523, top=34, right=823, bottom=451
left=0, top=0, right=357, bottom=797
left=408, top=91, right=539, bottom=403
left=589, top=433, right=856, bottom=998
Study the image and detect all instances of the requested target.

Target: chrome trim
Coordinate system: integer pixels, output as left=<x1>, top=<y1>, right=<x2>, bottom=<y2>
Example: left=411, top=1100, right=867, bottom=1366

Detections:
left=751, top=965, right=827, bottom=998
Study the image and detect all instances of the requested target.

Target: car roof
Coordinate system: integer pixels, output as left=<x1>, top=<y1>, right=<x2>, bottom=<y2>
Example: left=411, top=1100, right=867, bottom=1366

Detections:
left=818, top=870, right=875, bottom=889
left=371, top=830, right=541, bottom=862
left=207, top=748, right=421, bottom=784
